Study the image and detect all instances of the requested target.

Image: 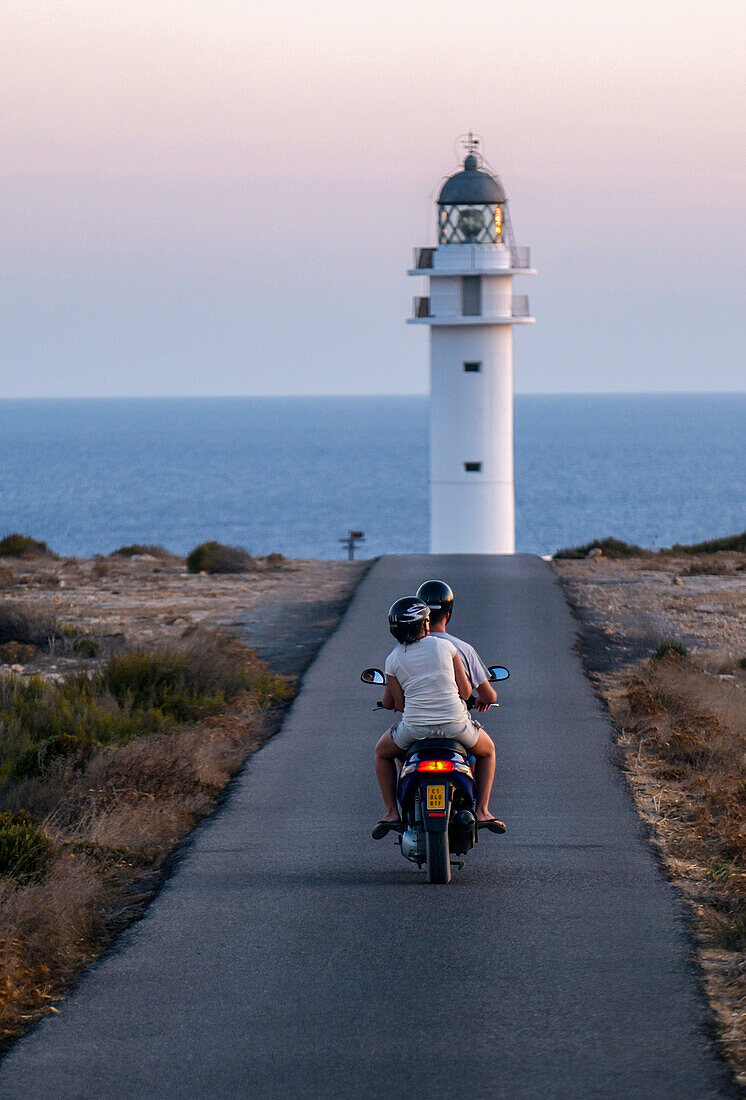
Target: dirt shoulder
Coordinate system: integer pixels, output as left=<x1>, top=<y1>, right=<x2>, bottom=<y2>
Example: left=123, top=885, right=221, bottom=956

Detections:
left=554, top=550, right=746, bottom=1086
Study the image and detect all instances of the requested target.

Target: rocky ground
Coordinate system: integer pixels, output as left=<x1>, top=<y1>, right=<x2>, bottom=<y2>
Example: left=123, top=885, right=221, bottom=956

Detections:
left=0, top=552, right=367, bottom=681
left=554, top=550, right=746, bottom=677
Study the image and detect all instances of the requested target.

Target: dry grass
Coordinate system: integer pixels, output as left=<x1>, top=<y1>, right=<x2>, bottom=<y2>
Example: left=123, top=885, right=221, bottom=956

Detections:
left=605, top=652, right=746, bottom=1081
left=0, top=635, right=292, bottom=1047
left=0, top=855, right=108, bottom=1038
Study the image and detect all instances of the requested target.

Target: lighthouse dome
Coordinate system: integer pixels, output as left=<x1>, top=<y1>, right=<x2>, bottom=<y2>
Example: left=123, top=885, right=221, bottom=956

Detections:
left=438, top=154, right=506, bottom=205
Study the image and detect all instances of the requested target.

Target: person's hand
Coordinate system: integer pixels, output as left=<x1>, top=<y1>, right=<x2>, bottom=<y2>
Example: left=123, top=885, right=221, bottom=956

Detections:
left=473, top=699, right=492, bottom=712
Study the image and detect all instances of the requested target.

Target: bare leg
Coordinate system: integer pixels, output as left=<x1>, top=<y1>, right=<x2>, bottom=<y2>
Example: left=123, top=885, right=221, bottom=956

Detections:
left=471, top=730, right=503, bottom=825
left=374, top=731, right=402, bottom=821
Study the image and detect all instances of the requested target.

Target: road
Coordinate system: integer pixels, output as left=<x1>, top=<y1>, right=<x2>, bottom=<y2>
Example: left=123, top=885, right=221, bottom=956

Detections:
left=0, top=555, right=734, bottom=1097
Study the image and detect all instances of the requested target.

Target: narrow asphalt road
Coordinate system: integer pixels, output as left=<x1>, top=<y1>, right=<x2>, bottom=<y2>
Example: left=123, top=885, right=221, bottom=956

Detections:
left=0, top=556, right=734, bottom=1098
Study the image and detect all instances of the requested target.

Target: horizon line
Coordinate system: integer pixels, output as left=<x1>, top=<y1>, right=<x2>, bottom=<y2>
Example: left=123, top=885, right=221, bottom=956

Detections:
left=0, top=390, right=745, bottom=402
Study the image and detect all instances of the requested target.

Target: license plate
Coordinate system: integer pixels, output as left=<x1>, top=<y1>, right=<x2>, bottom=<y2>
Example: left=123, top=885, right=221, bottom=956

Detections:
left=427, top=785, right=445, bottom=810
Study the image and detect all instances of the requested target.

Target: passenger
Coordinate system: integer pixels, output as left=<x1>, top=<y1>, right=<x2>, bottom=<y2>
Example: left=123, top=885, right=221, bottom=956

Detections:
left=372, top=596, right=505, bottom=839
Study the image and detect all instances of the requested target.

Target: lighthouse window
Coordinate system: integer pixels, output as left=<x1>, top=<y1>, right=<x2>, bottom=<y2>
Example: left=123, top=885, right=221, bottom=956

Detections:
left=463, top=361, right=481, bottom=372
left=464, top=462, right=482, bottom=472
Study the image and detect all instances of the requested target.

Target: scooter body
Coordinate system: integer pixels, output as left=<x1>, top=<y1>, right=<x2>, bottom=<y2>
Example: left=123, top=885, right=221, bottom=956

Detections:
left=396, top=737, right=478, bottom=884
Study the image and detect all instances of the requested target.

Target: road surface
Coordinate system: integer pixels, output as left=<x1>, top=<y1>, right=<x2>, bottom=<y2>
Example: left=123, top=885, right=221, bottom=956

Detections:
left=0, top=556, right=733, bottom=1097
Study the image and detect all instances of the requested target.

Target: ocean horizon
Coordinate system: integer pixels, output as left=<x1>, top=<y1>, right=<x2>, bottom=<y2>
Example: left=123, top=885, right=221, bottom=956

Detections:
left=0, top=393, right=743, bottom=560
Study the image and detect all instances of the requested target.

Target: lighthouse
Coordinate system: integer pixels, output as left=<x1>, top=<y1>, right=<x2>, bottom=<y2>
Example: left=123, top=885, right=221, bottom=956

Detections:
left=408, top=137, right=535, bottom=554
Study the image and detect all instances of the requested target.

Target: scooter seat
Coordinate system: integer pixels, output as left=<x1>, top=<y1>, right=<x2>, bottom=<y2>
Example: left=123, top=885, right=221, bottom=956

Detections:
left=403, top=738, right=470, bottom=760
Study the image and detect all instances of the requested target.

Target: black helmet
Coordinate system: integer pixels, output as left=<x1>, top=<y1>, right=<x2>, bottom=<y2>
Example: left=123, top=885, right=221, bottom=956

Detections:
left=388, top=596, right=430, bottom=644
left=416, top=579, right=454, bottom=623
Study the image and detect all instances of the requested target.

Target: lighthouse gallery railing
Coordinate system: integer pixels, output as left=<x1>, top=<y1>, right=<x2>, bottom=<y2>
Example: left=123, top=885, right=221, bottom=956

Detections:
left=413, top=295, right=530, bottom=320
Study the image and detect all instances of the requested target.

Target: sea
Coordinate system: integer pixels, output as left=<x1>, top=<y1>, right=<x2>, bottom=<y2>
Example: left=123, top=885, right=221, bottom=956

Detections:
left=0, top=394, right=743, bottom=560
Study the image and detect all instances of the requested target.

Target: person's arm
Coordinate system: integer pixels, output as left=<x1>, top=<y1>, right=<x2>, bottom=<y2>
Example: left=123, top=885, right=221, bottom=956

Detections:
left=465, top=646, right=497, bottom=711
left=452, top=653, right=472, bottom=700
left=382, top=675, right=405, bottom=712
left=473, top=679, right=497, bottom=712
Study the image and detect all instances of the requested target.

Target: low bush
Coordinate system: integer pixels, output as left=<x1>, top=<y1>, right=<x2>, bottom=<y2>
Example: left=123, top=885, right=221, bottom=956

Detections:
left=186, top=541, right=253, bottom=574
left=0, top=534, right=54, bottom=559
left=262, top=552, right=287, bottom=569
left=554, top=536, right=646, bottom=560
left=0, top=602, right=58, bottom=647
left=0, top=811, right=53, bottom=882
left=652, top=639, right=689, bottom=661
left=109, top=544, right=170, bottom=558
left=72, top=637, right=100, bottom=659
left=667, top=531, right=746, bottom=555
left=0, top=642, right=37, bottom=665
left=10, top=735, right=92, bottom=781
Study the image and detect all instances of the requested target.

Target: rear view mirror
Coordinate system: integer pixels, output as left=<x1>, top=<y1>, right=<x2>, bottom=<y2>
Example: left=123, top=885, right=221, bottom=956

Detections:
left=361, top=668, right=386, bottom=686
left=488, top=666, right=510, bottom=682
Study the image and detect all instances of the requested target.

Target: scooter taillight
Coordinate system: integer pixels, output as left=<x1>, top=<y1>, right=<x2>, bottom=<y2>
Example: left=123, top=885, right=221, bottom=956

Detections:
left=416, top=760, right=455, bottom=772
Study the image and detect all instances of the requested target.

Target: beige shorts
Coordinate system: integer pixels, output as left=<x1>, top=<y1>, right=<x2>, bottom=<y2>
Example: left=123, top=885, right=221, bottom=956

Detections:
left=391, top=717, right=481, bottom=752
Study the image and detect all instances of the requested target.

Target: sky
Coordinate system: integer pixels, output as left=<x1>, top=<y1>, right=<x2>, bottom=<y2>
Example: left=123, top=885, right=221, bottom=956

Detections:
left=1, top=0, right=744, bottom=397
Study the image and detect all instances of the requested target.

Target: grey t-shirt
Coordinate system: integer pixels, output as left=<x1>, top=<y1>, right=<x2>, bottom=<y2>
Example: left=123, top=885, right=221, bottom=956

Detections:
left=431, top=631, right=489, bottom=691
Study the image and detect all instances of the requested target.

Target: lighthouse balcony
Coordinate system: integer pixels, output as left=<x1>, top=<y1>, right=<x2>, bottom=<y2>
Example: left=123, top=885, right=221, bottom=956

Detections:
left=410, top=294, right=533, bottom=325
left=409, top=243, right=535, bottom=277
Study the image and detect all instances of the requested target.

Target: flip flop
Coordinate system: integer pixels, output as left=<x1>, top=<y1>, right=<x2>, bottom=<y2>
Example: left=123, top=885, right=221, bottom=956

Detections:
left=371, top=820, right=404, bottom=840
left=478, top=818, right=507, bottom=834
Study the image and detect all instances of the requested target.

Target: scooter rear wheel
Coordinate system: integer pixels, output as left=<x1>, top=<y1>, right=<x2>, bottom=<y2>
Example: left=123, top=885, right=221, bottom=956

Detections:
left=425, top=829, right=451, bottom=884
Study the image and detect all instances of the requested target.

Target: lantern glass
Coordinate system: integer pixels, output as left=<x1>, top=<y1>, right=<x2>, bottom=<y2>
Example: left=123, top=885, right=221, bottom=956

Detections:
left=439, top=203, right=504, bottom=244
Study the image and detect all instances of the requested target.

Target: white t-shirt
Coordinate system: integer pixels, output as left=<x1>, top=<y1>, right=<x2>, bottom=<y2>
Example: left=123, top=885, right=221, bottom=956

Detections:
left=384, top=634, right=467, bottom=726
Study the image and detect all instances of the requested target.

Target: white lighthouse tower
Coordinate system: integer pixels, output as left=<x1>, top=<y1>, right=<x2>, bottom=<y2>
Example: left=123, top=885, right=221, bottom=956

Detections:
left=408, top=137, right=535, bottom=554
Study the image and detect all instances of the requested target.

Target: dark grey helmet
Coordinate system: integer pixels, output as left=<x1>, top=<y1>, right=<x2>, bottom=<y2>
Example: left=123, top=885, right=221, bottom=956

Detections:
left=416, top=579, right=454, bottom=622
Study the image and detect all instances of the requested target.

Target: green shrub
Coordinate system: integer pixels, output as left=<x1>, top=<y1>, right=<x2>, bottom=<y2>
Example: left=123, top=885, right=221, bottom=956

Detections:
left=186, top=541, right=253, bottom=574
left=110, top=544, right=170, bottom=558
left=0, top=533, right=54, bottom=559
left=102, top=650, right=227, bottom=721
left=652, top=639, right=688, bottom=661
left=667, top=531, right=746, bottom=555
left=554, top=537, right=646, bottom=560
left=10, top=734, right=92, bottom=780
left=0, top=601, right=58, bottom=646
left=72, top=636, right=101, bottom=659
left=0, top=810, right=53, bottom=882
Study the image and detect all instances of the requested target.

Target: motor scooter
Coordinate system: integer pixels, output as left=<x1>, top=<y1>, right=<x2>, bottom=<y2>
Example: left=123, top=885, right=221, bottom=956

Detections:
left=361, top=665, right=509, bottom=884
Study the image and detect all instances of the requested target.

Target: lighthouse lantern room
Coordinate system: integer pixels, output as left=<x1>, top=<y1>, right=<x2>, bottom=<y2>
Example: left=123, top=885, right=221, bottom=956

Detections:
left=408, top=136, right=535, bottom=554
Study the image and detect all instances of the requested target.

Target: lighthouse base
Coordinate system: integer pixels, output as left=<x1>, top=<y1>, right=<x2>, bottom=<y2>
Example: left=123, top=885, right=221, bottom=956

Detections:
left=430, top=481, right=515, bottom=554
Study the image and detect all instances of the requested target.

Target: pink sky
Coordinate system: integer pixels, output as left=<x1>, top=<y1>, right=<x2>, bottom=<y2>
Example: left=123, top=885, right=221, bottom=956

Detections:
left=2, top=0, right=744, bottom=395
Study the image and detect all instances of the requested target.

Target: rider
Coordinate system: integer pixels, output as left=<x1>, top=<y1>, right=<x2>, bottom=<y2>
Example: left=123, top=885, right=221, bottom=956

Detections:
left=416, top=579, right=506, bottom=830
left=415, top=579, right=497, bottom=713
left=372, top=596, right=504, bottom=839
